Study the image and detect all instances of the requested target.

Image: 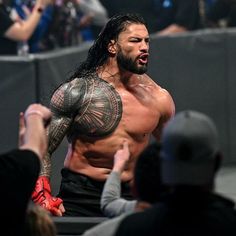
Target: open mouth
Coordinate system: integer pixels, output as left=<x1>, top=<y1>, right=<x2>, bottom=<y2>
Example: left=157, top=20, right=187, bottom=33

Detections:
left=138, top=53, right=149, bottom=64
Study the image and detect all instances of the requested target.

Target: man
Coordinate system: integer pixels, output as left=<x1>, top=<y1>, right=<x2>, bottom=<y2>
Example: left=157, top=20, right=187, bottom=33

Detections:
left=0, top=103, right=52, bottom=236
left=32, top=13, right=175, bottom=217
left=115, top=110, right=236, bottom=236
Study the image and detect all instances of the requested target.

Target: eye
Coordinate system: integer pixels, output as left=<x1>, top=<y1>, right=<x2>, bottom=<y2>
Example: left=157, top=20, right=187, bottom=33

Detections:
left=130, top=38, right=141, bottom=42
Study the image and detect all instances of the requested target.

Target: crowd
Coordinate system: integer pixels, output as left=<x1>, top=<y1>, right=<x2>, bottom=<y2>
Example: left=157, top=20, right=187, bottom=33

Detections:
left=1, top=0, right=236, bottom=55
left=0, top=0, right=108, bottom=55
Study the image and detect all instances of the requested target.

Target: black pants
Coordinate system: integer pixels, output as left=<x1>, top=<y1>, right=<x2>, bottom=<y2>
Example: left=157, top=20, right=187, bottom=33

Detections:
left=57, top=168, right=133, bottom=217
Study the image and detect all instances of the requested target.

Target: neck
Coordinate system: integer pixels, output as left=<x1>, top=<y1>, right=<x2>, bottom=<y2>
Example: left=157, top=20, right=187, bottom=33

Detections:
left=99, top=61, right=134, bottom=87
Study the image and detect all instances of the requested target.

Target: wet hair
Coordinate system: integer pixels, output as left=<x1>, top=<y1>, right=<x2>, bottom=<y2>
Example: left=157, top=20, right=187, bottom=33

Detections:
left=70, top=13, right=147, bottom=79
left=133, top=142, right=163, bottom=204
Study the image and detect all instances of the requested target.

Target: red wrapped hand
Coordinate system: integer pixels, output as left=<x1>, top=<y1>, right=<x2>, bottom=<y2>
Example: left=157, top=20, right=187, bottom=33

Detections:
left=32, top=176, right=63, bottom=216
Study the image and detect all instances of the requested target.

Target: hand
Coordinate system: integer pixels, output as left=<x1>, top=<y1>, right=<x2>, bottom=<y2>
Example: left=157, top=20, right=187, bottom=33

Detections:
left=32, top=176, right=65, bottom=216
left=24, top=103, right=52, bottom=127
left=113, top=141, right=130, bottom=173
left=20, top=104, right=52, bottom=159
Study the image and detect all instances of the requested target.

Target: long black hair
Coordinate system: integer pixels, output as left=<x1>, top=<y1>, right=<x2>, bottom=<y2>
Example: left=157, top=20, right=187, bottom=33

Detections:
left=70, top=13, right=147, bottom=80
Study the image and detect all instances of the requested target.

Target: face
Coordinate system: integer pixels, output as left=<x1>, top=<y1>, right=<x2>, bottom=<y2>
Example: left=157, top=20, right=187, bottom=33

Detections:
left=115, top=24, right=150, bottom=74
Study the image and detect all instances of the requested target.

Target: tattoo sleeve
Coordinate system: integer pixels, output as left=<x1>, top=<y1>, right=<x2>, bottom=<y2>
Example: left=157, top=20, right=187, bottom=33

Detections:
left=39, top=81, right=80, bottom=177
left=40, top=116, right=72, bottom=177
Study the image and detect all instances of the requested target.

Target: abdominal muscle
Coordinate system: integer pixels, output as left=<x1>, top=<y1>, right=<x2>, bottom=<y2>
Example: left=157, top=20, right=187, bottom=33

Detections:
left=63, top=132, right=150, bottom=182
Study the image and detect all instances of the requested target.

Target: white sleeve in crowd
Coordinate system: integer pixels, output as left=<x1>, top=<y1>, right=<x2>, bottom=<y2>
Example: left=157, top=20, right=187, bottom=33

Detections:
left=78, top=0, right=109, bottom=25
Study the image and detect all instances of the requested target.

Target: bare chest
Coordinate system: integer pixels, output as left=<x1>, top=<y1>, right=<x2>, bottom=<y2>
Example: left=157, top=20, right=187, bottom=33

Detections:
left=118, top=87, right=160, bottom=135
left=70, top=77, right=159, bottom=138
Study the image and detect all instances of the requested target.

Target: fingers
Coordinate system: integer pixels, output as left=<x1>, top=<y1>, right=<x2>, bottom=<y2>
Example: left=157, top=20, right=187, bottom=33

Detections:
left=59, top=203, right=65, bottom=213
left=50, top=207, right=63, bottom=216
left=50, top=204, right=65, bottom=216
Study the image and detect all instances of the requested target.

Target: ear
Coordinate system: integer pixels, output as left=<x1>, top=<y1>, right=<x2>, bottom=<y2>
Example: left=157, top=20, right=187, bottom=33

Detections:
left=108, top=40, right=117, bottom=54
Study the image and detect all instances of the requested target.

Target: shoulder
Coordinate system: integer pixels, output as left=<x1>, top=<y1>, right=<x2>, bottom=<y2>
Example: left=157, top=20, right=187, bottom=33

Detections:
left=144, top=74, right=175, bottom=117
left=50, top=78, right=86, bottom=115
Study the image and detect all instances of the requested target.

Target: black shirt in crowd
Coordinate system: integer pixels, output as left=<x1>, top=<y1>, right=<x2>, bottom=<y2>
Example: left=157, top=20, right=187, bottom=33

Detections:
left=0, top=149, right=40, bottom=236
left=0, top=4, right=17, bottom=55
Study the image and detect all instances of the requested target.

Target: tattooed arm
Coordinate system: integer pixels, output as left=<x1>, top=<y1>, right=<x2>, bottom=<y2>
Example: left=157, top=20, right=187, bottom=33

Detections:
left=32, top=79, right=83, bottom=216
left=41, top=92, right=74, bottom=177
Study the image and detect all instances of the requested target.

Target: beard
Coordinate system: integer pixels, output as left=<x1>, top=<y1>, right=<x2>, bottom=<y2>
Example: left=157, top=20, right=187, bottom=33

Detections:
left=117, top=50, right=148, bottom=74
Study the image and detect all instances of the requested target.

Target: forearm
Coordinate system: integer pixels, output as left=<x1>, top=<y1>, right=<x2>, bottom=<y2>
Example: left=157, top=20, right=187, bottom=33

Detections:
left=5, top=1, right=49, bottom=41
left=18, top=3, right=45, bottom=40
left=40, top=152, right=52, bottom=177
left=101, top=171, right=136, bottom=217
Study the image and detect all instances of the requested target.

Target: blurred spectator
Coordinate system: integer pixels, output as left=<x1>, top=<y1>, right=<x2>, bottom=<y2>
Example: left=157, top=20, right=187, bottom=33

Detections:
left=100, top=141, right=137, bottom=218
left=24, top=204, right=57, bottom=236
left=13, top=0, right=55, bottom=53
left=82, top=142, right=163, bottom=236
left=49, top=0, right=80, bottom=48
left=206, top=0, right=236, bottom=27
left=154, top=0, right=202, bottom=36
left=0, top=0, right=53, bottom=55
left=0, top=103, right=51, bottom=236
left=46, top=0, right=108, bottom=50
left=76, top=0, right=108, bottom=39
left=101, top=0, right=204, bottom=35
left=115, top=110, right=236, bottom=236
left=101, top=0, right=224, bottom=36
left=100, top=0, right=161, bottom=33
left=101, top=141, right=162, bottom=218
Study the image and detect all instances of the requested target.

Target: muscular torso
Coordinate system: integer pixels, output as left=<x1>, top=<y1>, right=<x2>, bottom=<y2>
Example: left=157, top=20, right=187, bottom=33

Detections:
left=50, top=73, right=165, bottom=182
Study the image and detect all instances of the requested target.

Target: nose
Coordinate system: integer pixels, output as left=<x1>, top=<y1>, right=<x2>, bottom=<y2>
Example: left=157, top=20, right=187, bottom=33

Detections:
left=140, top=40, right=149, bottom=52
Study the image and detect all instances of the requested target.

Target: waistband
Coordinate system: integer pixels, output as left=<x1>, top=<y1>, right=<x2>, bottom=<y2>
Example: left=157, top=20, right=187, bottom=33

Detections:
left=61, top=168, right=105, bottom=189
